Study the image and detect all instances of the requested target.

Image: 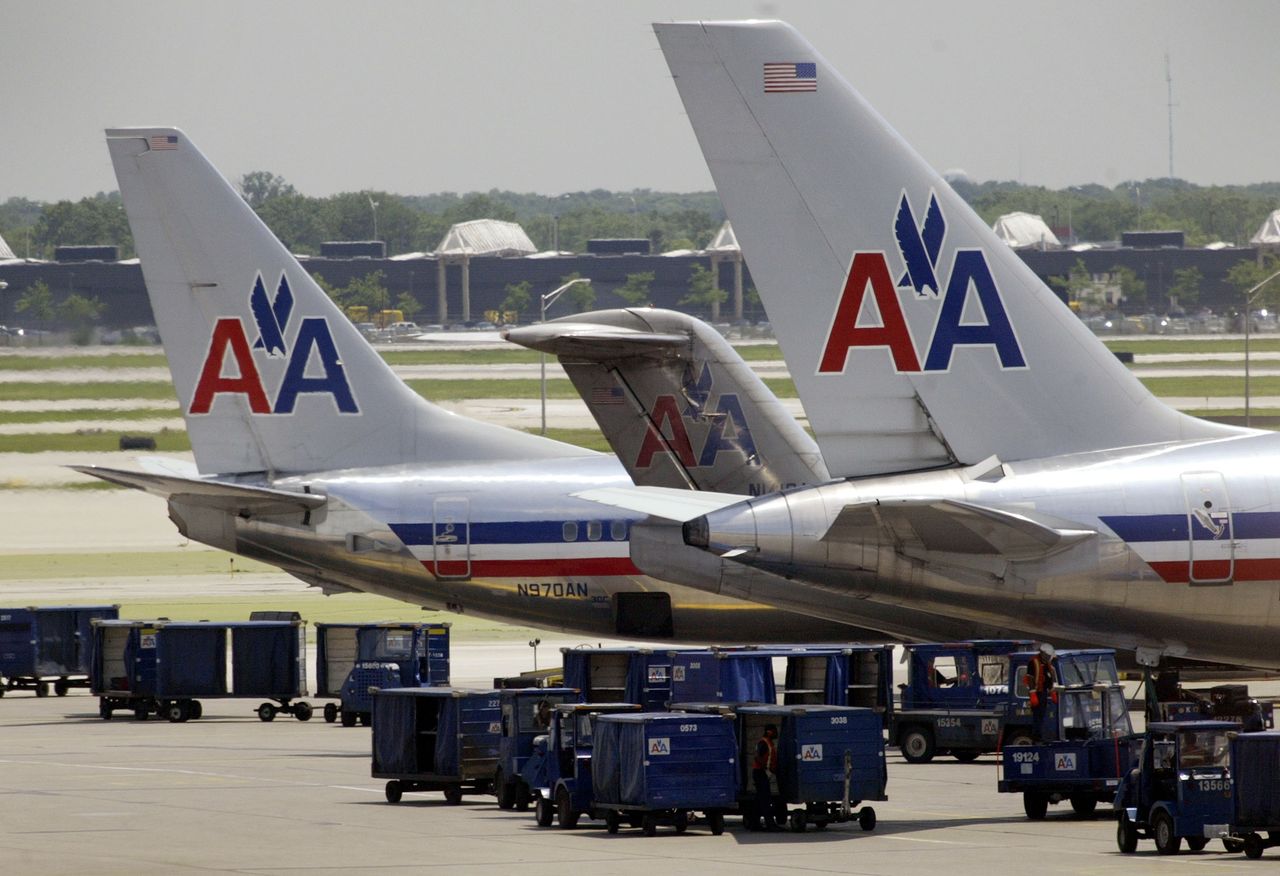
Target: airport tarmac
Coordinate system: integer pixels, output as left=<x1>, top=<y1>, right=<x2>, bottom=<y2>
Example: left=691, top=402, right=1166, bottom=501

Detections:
left=4, top=651, right=1275, bottom=875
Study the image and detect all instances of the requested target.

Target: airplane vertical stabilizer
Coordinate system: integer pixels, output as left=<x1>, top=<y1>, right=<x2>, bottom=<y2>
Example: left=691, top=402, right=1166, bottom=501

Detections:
left=654, top=21, right=1245, bottom=477
left=107, top=128, right=588, bottom=476
left=505, top=308, right=829, bottom=494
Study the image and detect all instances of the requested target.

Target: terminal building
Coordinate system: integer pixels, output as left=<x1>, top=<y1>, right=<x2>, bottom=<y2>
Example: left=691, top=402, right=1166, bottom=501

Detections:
left=0, top=212, right=1276, bottom=334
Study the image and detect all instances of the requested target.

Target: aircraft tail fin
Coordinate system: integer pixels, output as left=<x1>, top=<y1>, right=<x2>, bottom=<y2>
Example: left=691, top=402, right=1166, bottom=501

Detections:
left=654, top=21, right=1244, bottom=477
left=106, top=128, right=587, bottom=476
left=506, top=308, right=828, bottom=494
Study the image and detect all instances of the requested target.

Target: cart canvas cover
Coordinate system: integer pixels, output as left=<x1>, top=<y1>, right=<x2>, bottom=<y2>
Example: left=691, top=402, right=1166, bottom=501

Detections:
left=593, top=712, right=737, bottom=808
left=1232, top=731, right=1280, bottom=825
left=670, top=652, right=776, bottom=704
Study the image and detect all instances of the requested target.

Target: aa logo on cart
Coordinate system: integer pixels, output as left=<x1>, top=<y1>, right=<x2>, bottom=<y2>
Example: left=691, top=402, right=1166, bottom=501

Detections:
left=647, top=667, right=669, bottom=683
left=140, top=634, right=157, bottom=649
left=673, top=666, right=686, bottom=682
left=801, top=744, right=823, bottom=762
left=488, top=721, right=501, bottom=734
left=649, top=737, right=671, bottom=756
left=981, top=718, right=998, bottom=736
left=1054, top=753, right=1078, bottom=772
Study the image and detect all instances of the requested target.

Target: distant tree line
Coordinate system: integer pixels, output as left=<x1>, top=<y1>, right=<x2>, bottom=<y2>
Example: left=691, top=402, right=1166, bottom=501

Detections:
left=4, top=174, right=1280, bottom=261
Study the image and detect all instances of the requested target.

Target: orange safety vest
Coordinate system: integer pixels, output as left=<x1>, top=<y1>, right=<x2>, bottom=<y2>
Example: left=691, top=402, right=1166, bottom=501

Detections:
left=754, top=735, right=778, bottom=771
left=1024, top=654, right=1055, bottom=695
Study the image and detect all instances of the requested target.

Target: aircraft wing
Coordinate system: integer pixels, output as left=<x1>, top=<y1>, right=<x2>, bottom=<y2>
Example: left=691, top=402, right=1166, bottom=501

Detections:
left=824, top=498, right=1096, bottom=561
left=70, top=465, right=325, bottom=516
left=504, top=321, right=689, bottom=359
left=574, top=485, right=744, bottom=522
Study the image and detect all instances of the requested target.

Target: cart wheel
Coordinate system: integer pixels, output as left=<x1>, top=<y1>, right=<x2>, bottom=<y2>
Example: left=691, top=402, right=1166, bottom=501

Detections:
left=953, top=749, right=980, bottom=762
left=36, top=681, right=49, bottom=698
left=859, top=806, right=877, bottom=831
left=99, top=700, right=113, bottom=721
left=1007, top=732, right=1035, bottom=749
left=1244, top=833, right=1265, bottom=859
left=708, top=810, right=725, bottom=836
left=900, top=727, right=934, bottom=763
left=359, top=713, right=370, bottom=727
left=294, top=701, right=313, bottom=722
left=1186, top=836, right=1208, bottom=852
left=535, top=795, right=554, bottom=826
left=1022, top=792, right=1048, bottom=821
left=385, top=781, right=402, bottom=804
left=166, top=701, right=188, bottom=723
left=189, top=700, right=202, bottom=720
left=54, top=679, right=69, bottom=697
left=258, top=702, right=277, bottom=722
left=341, top=710, right=357, bottom=728
left=1117, top=814, right=1138, bottom=854
left=1153, top=809, right=1181, bottom=855
left=133, top=706, right=149, bottom=720
left=674, top=810, right=688, bottom=834
left=642, top=813, right=657, bottom=837
left=444, top=787, right=464, bottom=806
left=324, top=703, right=338, bottom=723
left=1069, top=794, right=1097, bottom=818
left=515, top=783, right=531, bottom=812
left=789, top=810, right=807, bottom=833
left=556, top=785, right=579, bottom=829
left=1223, top=837, right=1245, bottom=854
left=495, top=769, right=514, bottom=810
left=606, top=811, right=620, bottom=834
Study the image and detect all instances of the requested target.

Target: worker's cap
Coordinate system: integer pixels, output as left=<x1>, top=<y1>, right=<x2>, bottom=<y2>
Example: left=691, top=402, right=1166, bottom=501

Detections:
left=1039, top=643, right=1055, bottom=657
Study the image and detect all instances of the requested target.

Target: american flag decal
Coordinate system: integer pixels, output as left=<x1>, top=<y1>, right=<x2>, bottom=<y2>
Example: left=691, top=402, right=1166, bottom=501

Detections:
left=764, top=62, right=817, bottom=93
left=589, top=386, right=625, bottom=406
left=149, top=134, right=179, bottom=151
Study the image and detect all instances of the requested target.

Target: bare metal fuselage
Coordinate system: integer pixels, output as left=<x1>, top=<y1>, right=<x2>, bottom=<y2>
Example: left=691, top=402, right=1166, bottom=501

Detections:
left=690, top=431, right=1280, bottom=668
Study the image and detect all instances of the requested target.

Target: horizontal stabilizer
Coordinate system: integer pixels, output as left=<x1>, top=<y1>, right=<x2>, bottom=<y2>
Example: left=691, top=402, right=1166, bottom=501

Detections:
left=825, top=497, right=1094, bottom=560
left=70, top=465, right=325, bottom=516
left=574, top=485, right=744, bottom=522
left=504, top=322, right=688, bottom=359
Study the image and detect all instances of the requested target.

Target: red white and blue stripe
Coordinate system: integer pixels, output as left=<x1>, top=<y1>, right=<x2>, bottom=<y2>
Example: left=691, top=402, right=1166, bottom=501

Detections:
left=1101, top=512, right=1280, bottom=583
left=389, top=521, right=640, bottom=578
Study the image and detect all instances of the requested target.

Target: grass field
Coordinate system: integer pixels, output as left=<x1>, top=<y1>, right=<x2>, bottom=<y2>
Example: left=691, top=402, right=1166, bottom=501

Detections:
left=0, top=381, right=177, bottom=402
left=1103, top=338, right=1280, bottom=354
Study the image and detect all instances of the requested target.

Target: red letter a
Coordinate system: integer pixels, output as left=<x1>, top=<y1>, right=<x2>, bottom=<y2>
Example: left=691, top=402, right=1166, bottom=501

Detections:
left=818, top=252, right=920, bottom=373
left=189, top=318, right=271, bottom=414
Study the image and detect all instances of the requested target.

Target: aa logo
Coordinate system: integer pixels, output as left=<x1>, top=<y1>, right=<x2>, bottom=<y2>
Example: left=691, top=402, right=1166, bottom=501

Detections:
left=801, top=744, right=823, bottom=762
left=649, top=737, right=671, bottom=756
left=819, top=190, right=1026, bottom=375
left=634, top=363, right=759, bottom=470
left=981, top=718, right=998, bottom=736
left=1054, top=753, right=1078, bottom=772
left=189, top=271, right=358, bottom=415
left=488, top=722, right=501, bottom=734
left=673, top=666, right=686, bottom=682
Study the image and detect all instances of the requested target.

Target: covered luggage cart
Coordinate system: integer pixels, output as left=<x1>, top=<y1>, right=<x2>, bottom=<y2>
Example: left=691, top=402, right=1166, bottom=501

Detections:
left=0, top=605, right=118, bottom=697
left=781, top=645, right=894, bottom=724
left=315, top=622, right=450, bottom=725
left=373, top=687, right=502, bottom=804
left=669, top=649, right=777, bottom=706
left=592, top=711, right=736, bottom=836
left=736, top=704, right=887, bottom=832
left=561, top=647, right=684, bottom=710
left=90, top=619, right=310, bottom=722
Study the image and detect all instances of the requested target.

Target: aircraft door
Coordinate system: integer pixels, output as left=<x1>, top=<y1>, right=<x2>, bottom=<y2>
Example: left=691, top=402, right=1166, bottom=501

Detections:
left=1180, top=472, right=1233, bottom=584
left=432, top=498, right=471, bottom=579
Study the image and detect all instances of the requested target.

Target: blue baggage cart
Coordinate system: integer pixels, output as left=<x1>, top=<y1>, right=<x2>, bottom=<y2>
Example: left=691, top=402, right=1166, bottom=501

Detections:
left=780, top=645, right=895, bottom=724
left=494, top=686, right=580, bottom=809
left=372, top=687, right=502, bottom=804
left=1225, top=731, right=1280, bottom=858
left=592, top=711, right=736, bottom=835
left=998, top=681, right=1134, bottom=819
left=90, top=619, right=310, bottom=722
left=530, top=702, right=641, bottom=828
left=736, top=704, right=887, bottom=832
left=561, top=647, right=686, bottom=710
left=0, top=605, right=119, bottom=697
left=315, top=622, right=450, bottom=726
left=669, top=650, right=777, bottom=706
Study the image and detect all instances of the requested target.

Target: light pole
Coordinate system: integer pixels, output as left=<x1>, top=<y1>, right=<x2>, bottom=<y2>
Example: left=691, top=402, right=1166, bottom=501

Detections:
left=368, top=195, right=379, bottom=242
left=1243, top=267, right=1280, bottom=427
left=539, top=277, right=591, bottom=434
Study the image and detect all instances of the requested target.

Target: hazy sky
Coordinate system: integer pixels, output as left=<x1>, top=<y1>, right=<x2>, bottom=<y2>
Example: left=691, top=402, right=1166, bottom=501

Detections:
left=4, top=1, right=1279, bottom=202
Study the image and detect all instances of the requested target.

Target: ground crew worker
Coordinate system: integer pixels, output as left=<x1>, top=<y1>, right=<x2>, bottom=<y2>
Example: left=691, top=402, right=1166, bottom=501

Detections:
left=752, top=723, right=780, bottom=830
left=1024, top=643, right=1058, bottom=741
